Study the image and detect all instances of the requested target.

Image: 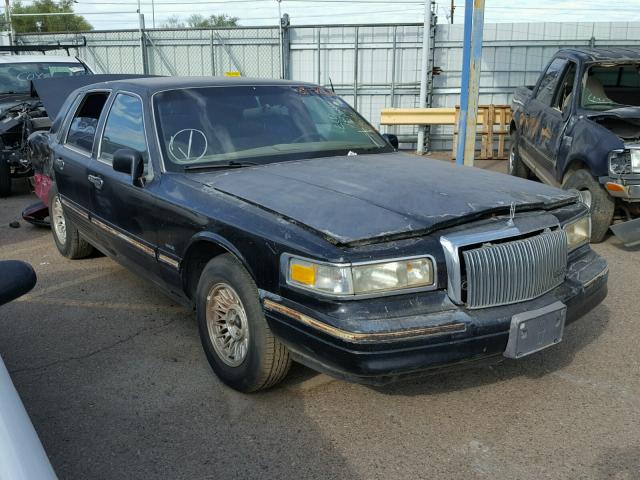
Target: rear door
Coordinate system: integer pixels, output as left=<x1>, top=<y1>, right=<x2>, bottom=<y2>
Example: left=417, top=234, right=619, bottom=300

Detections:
left=520, top=57, right=568, bottom=180
left=87, top=92, right=162, bottom=278
left=52, top=91, right=110, bottom=229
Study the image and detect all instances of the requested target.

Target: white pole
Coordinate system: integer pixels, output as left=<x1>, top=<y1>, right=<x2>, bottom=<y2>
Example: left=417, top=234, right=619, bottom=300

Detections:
left=277, top=0, right=284, bottom=79
left=416, top=0, right=432, bottom=154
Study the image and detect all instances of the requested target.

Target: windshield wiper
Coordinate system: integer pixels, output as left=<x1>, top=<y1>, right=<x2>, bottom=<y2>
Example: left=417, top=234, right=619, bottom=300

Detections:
left=183, top=160, right=259, bottom=171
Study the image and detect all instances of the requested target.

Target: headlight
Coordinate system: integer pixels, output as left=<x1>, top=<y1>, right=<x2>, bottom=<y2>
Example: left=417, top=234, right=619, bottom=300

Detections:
left=564, top=216, right=591, bottom=251
left=609, top=149, right=640, bottom=175
left=286, top=255, right=435, bottom=296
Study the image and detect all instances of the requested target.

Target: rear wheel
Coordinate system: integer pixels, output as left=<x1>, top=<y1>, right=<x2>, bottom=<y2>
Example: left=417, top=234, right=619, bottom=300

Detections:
left=0, top=157, right=11, bottom=198
left=562, top=169, right=614, bottom=243
left=196, top=254, right=291, bottom=392
left=48, top=184, right=94, bottom=259
left=508, top=131, right=531, bottom=179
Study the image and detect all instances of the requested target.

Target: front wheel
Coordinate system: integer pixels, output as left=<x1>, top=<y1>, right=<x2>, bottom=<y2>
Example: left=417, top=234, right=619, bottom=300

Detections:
left=508, top=132, right=531, bottom=179
left=562, top=169, right=614, bottom=243
left=196, top=254, right=291, bottom=392
left=0, top=157, right=11, bottom=198
left=48, top=185, right=94, bottom=259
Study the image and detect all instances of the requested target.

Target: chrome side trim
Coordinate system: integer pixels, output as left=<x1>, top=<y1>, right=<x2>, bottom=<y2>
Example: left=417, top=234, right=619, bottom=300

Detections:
left=59, top=197, right=89, bottom=220
left=90, top=217, right=155, bottom=257
left=158, top=253, right=180, bottom=269
left=584, top=265, right=609, bottom=289
left=263, top=299, right=466, bottom=343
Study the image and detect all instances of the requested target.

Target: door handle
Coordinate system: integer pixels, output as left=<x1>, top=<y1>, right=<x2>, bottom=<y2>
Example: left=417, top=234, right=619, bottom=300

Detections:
left=54, top=157, right=64, bottom=170
left=87, top=174, right=104, bottom=190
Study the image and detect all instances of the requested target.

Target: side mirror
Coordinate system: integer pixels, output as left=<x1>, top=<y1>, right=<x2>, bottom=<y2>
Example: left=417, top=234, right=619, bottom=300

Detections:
left=113, top=149, right=144, bottom=186
left=382, top=133, right=399, bottom=149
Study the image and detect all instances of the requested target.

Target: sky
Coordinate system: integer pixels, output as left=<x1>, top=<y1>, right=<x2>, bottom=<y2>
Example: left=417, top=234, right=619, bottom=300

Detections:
left=10, top=0, right=640, bottom=30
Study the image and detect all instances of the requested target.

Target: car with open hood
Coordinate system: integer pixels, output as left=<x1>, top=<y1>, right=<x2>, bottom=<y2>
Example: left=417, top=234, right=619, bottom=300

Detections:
left=511, top=48, right=640, bottom=245
left=32, top=76, right=608, bottom=392
left=0, top=54, right=93, bottom=198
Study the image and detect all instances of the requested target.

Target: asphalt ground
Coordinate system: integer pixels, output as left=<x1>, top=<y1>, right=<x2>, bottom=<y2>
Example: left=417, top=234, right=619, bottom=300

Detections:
left=1, top=161, right=639, bottom=480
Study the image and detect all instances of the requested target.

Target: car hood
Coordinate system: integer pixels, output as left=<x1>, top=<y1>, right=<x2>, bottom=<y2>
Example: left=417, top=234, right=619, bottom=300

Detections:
left=587, top=106, right=640, bottom=122
left=196, top=153, right=575, bottom=246
left=586, top=107, right=640, bottom=141
left=0, top=94, right=32, bottom=116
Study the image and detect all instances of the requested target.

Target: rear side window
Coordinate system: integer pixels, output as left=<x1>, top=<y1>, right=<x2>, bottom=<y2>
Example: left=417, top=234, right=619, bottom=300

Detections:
left=99, top=93, right=147, bottom=164
left=535, top=58, right=568, bottom=106
left=65, top=92, right=109, bottom=153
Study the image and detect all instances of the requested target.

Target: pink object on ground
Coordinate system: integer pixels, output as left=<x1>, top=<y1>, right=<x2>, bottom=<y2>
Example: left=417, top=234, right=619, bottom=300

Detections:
left=33, top=173, right=52, bottom=204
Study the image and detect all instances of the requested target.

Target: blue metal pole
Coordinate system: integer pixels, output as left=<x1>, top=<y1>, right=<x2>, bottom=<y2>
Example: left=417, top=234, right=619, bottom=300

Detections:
left=462, top=0, right=485, bottom=166
left=455, top=0, right=473, bottom=165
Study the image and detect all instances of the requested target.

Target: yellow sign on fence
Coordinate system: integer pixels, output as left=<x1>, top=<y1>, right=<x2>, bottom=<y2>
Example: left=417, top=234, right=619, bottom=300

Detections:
left=224, top=71, right=241, bottom=77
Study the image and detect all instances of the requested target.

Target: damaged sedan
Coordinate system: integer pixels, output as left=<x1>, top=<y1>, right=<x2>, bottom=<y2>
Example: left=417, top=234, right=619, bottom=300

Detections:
left=36, top=77, right=608, bottom=392
left=0, top=54, right=93, bottom=197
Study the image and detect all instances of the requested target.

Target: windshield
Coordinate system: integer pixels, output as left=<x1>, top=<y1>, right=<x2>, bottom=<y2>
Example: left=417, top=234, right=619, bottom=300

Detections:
left=581, top=63, right=640, bottom=111
left=153, top=85, right=390, bottom=171
left=0, top=62, right=89, bottom=94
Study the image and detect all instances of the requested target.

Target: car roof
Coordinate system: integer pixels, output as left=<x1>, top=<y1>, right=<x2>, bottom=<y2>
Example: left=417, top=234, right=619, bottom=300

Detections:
left=77, top=76, right=318, bottom=95
left=557, top=47, right=640, bottom=63
left=0, top=54, right=83, bottom=64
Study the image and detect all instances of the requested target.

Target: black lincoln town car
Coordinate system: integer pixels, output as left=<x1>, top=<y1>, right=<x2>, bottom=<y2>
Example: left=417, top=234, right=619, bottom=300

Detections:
left=30, top=77, right=608, bottom=392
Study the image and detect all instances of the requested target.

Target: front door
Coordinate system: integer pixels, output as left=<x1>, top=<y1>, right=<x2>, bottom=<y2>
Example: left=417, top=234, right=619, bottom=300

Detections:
left=535, top=61, right=577, bottom=178
left=519, top=57, right=569, bottom=181
left=87, top=92, right=161, bottom=279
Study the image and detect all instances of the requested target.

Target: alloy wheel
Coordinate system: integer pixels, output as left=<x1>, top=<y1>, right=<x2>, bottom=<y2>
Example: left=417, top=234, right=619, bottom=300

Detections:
left=206, top=282, right=250, bottom=367
left=51, top=195, right=67, bottom=245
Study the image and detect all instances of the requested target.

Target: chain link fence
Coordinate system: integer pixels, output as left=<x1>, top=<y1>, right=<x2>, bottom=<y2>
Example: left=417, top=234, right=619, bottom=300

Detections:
left=14, top=27, right=281, bottom=78
left=13, top=21, right=640, bottom=151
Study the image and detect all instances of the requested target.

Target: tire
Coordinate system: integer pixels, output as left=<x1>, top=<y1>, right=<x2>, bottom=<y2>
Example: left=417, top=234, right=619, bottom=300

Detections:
left=0, top=156, right=11, bottom=198
left=562, top=169, right=614, bottom=243
left=196, top=253, right=291, bottom=392
left=48, top=184, right=95, bottom=259
left=508, top=131, right=531, bottom=179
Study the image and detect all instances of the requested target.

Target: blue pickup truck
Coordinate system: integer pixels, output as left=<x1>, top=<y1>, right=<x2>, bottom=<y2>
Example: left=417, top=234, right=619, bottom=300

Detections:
left=510, top=48, right=640, bottom=243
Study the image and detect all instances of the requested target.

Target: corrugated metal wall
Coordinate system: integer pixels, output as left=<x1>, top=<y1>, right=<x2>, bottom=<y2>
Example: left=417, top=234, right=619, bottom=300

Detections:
left=14, top=21, right=640, bottom=151
left=430, top=22, right=640, bottom=150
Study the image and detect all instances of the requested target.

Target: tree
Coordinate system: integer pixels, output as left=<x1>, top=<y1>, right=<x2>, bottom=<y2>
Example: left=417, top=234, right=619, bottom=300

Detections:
left=162, top=15, right=183, bottom=29
left=162, top=13, right=238, bottom=28
left=11, top=0, right=92, bottom=33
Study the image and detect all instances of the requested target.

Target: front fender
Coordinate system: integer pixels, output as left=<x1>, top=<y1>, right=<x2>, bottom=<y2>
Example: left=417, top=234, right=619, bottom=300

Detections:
left=559, top=117, right=623, bottom=180
left=183, top=231, right=255, bottom=279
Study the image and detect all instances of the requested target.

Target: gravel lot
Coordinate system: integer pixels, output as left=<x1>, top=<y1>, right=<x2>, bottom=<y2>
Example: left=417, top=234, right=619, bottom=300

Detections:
left=1, top=162, right=639, bottom=480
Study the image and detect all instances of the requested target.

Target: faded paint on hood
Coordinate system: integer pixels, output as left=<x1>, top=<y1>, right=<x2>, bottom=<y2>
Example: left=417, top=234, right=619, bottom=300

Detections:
left=196, top=153, right=575, bottom=246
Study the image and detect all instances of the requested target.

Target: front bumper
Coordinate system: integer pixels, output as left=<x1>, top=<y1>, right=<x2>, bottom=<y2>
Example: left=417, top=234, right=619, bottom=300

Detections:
left=262, top=249, right=608, bottom=385
left=601, top=174, right=640, bottom=201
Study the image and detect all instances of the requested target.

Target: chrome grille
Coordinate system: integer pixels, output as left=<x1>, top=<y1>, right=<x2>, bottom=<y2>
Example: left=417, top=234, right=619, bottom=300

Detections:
left=462, top=229, right=568, bottom=309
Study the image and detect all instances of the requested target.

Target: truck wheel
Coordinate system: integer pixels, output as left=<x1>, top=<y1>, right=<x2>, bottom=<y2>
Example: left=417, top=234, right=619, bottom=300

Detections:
left=48, top=185, right=94, bottom=259
left=562, top=169, right=614, bottom=243
left=196, top=253, right=291, bottom=392
left=508, top=132, right=531, bottom=179
left=0, top=157, right=11, bottom=198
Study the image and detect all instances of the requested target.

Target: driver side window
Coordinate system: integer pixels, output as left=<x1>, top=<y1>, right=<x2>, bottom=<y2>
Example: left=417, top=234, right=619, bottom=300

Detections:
left=99, top=93, right=148, bottom=166
left=535, top=58, right=568, bottom=106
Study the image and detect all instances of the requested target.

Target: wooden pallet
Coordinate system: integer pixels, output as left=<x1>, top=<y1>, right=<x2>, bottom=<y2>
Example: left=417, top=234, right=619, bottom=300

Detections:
left=452, top=105, right=512, bottom=160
